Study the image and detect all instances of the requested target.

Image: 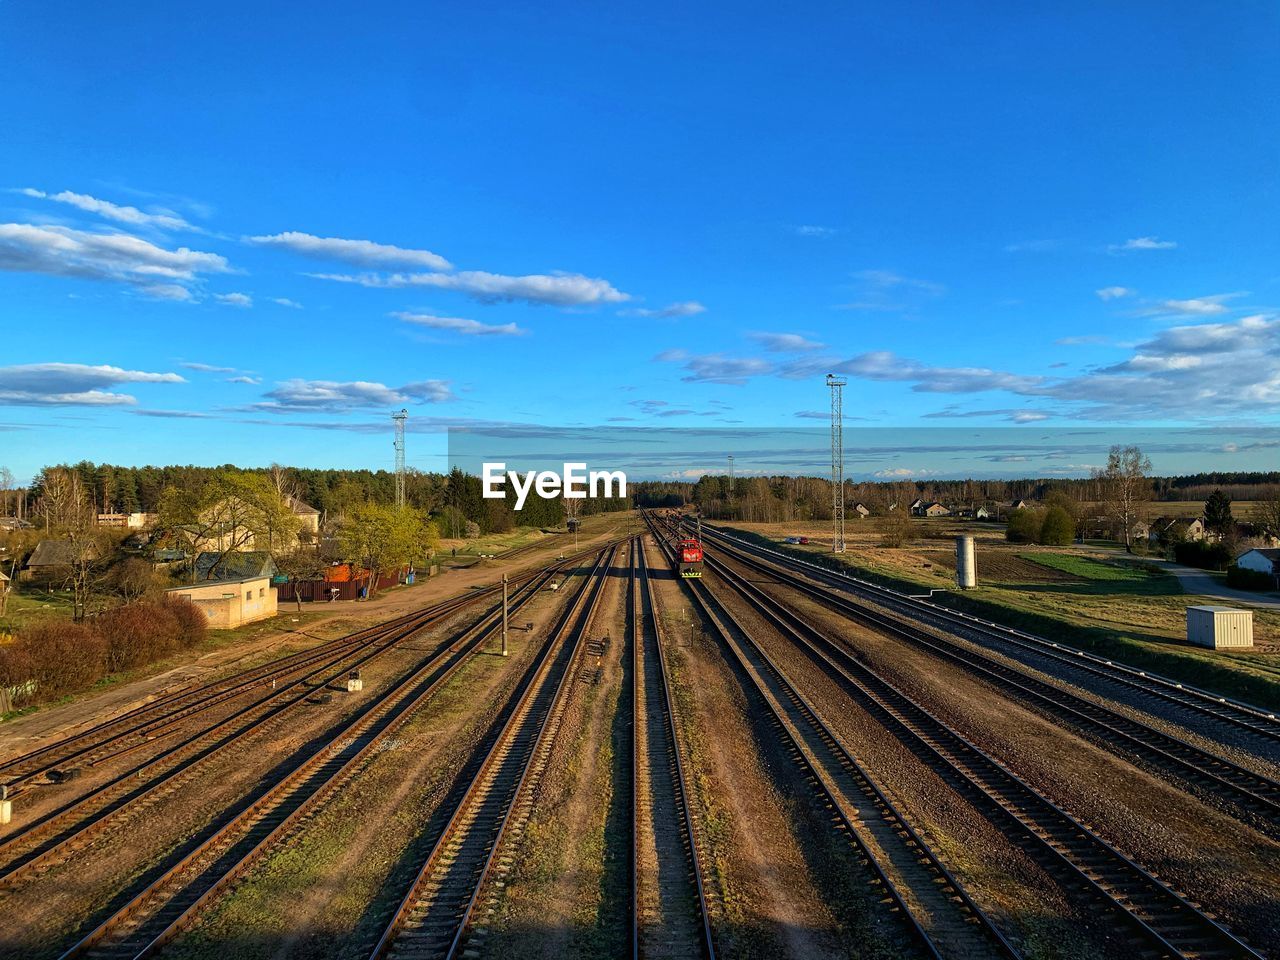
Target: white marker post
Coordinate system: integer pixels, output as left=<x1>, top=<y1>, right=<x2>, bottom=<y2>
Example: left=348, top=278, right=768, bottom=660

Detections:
left=501, top=574, right=509, bottom=657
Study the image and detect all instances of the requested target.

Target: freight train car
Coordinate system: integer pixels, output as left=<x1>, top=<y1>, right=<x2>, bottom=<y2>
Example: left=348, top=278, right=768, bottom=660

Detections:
left=677, top=537, right=703, bottom=578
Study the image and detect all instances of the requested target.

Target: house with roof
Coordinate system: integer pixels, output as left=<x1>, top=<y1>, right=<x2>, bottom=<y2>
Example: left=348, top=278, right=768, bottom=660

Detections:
left=1011, top=499, right=1033, bottom=510
left=922, top=502, right=951, bottom=518
left=908, top=498, right=925, bottom=516
left=1150, top=517, right=1208, bottom=544
left=193, top=550, right=277, bottom=582
left=22, top=539, right=98, bottom=581
left=975, top=506, right=991, bottom=520
left=852, top=502, right=871, bottom=518
left=1236, top=548, right=1280, bottom=588
left=286, top=496, right=322, bottom=535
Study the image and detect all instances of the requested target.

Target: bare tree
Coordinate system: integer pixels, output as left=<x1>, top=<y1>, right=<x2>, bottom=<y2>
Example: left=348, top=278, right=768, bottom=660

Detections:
left=1093, top=445, right=1152, bottom=551
left=0, top=466, right=13, bottom=518
left=1255, top=485, right=1280, bottom=541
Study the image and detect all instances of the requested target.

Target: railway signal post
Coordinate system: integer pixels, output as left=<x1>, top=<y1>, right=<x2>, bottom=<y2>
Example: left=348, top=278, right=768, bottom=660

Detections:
left=501, top=574, right=510, bottom=656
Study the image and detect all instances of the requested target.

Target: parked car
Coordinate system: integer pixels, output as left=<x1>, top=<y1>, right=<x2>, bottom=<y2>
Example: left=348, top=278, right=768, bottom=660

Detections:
left=783, top=537, right=801, bottom=544
left=798, top=537, right=810, bottom=544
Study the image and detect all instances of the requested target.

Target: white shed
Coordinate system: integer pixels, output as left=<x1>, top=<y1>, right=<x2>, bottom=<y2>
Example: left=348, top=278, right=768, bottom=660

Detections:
left=1186, top=605, right=1253, bottom=650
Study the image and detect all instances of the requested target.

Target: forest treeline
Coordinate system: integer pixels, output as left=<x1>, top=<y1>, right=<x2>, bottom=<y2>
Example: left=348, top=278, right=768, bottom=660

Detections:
left=14, top=462, right=629, bottom=535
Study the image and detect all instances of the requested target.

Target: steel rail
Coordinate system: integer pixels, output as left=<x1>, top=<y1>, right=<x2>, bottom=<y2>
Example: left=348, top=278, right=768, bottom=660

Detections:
left=684, top=528, right=1263, bottom=960
left=2, top=537, right=627, bottom=789
left=369, top=544, right=618, bottom=960
left=697, top=519, right=1280, bottom=741
left=53, top=550, right=603, bottom=960
left=0, top=568, right=557, bottom=889
left=648, top=516, right=1005, bottom=960
left=632, top=537, right=716, bottom=960
left=695, top=525, right=1280, bottom=827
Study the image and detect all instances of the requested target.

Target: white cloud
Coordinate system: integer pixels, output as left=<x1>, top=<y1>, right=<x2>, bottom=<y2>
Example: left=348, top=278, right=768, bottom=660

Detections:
left=253, top=378, right=455, bottom=413
left=0, top=222, right=230, bottom=297
left=20, top=188, right=196, bottom=231
left=1109, top=236, right=1177, bottom=253
left=140, top=283, right=196, bottom=301
left=1150, top=295, right=1243, bottom=316
left=247, top=231, right=452, bottom=271
left=312, top=269, right=629, bottom=307
left=655, top=351, right=774, bottom=385
left=181, top=362, right=236, bottom=373
left=270, top=297, right=303, bottom=309
left=620, top=300, right=706, bottom=318
left=924, top=407, right=1051, bottom=423
left=750, top=332, right=826, bottom=353
left=226, top=375, right=261, bottom=385
left=791, top=225, right=838, bottom=238
left=837, top=269, right=944, bottom=311
left=1095, top=286, right=1134, bottom=300
left=817, top=351, right=1043, bottom=394
left=1055, top=335, right=1109, bottom=346
left=215, top=292, right=252, bottom=307
left=0, top=362, right=184, bottom=407
left=393, top=311, right=523, bottom=336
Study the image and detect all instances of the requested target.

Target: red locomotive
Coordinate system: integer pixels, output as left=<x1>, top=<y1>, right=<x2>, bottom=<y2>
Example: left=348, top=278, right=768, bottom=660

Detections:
left=677, top=537, right=703, bottom=578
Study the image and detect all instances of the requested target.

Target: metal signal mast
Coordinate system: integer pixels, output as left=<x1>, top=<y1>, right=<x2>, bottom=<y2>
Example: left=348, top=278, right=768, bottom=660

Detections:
left=826, top=374, right=847, bottom=553
left=392, top=408, right=408, bottom=508
left=727, top=454, right=735, bottom=500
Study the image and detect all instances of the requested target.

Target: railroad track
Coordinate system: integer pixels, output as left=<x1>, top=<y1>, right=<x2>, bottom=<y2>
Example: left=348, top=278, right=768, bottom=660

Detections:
left=631, top=538, right=715, bottom=960
left=698, top=520, right=1280, bottom=744
left=692, top=524, right=1280, bottom=829
left=51, top=549, right=608, bottom=960
left=672, top=522, right=1264, bottom=960
left=369, top=543, right=619, bottom=960
left=1, top=581, right=508, bottom=790
left=646, top=517, right=1016, bottom=960
left=0, top=567, right=559, bottom=891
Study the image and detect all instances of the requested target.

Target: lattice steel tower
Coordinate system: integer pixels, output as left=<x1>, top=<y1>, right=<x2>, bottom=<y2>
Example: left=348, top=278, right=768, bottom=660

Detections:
left=826, top=375, right=847, bottom=553
left=392, top=408, right=408, bottom=508
left=727, top=455, right=735, bottom=500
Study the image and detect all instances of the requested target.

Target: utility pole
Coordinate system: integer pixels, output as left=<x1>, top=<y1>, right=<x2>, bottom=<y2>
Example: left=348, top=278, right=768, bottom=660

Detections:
left=727, top=455, right=735, bottom=503
left=501, top=574, right=509, bottom=656
left=392, top=408, right=408, bottom=509
left=827, top=374, right=847, bottom=553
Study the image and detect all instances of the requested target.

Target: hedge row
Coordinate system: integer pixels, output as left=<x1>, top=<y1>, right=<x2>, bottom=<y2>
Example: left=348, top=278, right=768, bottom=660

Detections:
left=0, top=599, right=207, bottom=709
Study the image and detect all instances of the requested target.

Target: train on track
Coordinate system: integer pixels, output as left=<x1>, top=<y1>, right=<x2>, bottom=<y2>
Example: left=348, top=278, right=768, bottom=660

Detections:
left=676, top=536, right=703, bottom=577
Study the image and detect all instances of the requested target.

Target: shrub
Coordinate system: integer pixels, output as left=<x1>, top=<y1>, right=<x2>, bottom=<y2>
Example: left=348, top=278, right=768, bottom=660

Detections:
left=97, top=601, right=184, bottom=672
left=1173, top=540, right=1232, bottom=571
left=1226, top=564, right=1276, bottom=591
left=165, top=597, right=209, bottom=648
left=1005, top=509, right=1043, bottom=544
left=1040, top=506, right=1076, bottom=546
left=19, top=622, right=108, bottom=699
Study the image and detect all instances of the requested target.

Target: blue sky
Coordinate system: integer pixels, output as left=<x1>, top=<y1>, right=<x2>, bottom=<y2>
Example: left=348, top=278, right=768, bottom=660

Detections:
left=1, top=2, right=1278, bottom=484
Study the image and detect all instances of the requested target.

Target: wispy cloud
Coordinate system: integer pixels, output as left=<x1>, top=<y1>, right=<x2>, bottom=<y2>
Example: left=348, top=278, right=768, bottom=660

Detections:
left=1109, top=236, right=1177, bottom=253
left=1095, top=286, right=1134, bottom=300
left=393, top=311, right=523, bottom=336
left=654, top=351, right=774, bottom=385
left=19, top=188, right=196, bottom=232
left=214, top=292, right=252, bottom=308
left=791, top=225, right=838, bottom=238
left=252, top=378, right=454, bottom=413
left=620, top=300, right=706, bottom=318
left=837, top=269, right=944, bottom=311
left=0, top=223, right=230, bottom=298
left=270, top=297, right=303, bottom=309
left=247, top=231, right=452, bottom=271
left=181, top=362, right=236, bottom=374
left=749, top=332, right=826, bottom=353
left=311, top=269, right=629, bottom=307
left=1004, top=238, right=1063, bottom=253
left=1144, top=293, right=1245, bottom=317
left=924, top=407, right=1052, bottom=423
left=0, top=362, right=184, bottom=406
left=226, top=375, right=262, bottom=385
left=1055, top=334, right=1110, bottom=346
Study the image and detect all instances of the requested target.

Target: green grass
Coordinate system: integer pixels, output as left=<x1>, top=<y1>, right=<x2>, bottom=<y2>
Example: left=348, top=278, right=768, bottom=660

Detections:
left=1020, top=552, right=1179, bottom=588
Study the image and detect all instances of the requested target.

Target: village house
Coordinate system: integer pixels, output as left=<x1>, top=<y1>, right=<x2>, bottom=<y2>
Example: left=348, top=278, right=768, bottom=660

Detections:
left=922, top=502, right=951, bottom=518
left=286, top=496, right=321, bottom=535
left=908, top=498, right=925, bottom=516
left=193, top=550, right=277, bottom=582
left=1236, top=548, right=1280, bottom=588
left=852, top=502, right=871, bottom=518
left=1011, top=499, right=1033, bottom=510
left=1150, top=517, right=1208, bottom=545
left=975, top=506, right=991, bottom=520
left=166, top=575, right=277, bottom=628
left=21, top=539, right=97, bottom=581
